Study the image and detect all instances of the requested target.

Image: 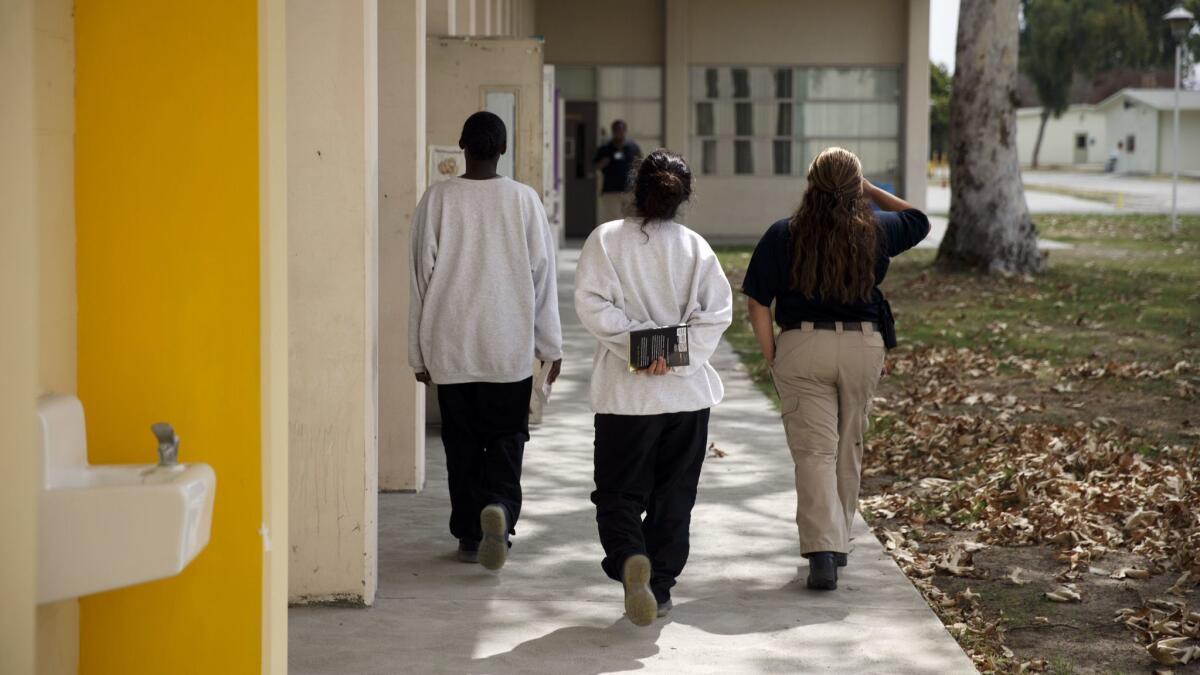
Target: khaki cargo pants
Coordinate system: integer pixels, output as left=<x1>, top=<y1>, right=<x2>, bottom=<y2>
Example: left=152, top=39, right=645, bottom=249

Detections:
left=771, top=322, right=886, bottom=554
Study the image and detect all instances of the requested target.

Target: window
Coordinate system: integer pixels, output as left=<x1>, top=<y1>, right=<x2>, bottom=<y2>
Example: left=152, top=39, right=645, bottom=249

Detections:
left=701, top=139, right=717, bottom=175
left=732, top=68, right=750, bottom=98
left=690, top=66, right=902, bottom=183
left=773, top=140, right=792, bottom=175
left=596, top=66, right=663, bottom=151
left=695, top=102, right=714, bottom=136
left=1126, top=134, right=1136, bottom=152
left=1075, top=134, right=1087, bottom=149
left=734, top=140, right=754, bottom=174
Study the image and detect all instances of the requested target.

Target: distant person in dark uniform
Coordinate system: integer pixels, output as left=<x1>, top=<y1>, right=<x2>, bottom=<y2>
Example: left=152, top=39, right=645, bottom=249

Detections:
left=593, top=120, right=642, bottom=224
left=741, top=147, right=929, bottom=592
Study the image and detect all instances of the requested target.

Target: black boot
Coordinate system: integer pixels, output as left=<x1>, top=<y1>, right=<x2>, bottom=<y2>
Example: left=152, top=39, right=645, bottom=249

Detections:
left=835, top=552, right=848, bottom=568
left=807, top=552, right=838, bottom=590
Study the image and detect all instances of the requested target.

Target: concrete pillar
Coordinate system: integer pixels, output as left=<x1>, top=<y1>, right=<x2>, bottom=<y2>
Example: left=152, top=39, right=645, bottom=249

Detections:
left=1, top=2, right=40, bottom=670
left=481, top=0, right=492, bottom=34
left=904, top=0, right=930, bottom=209
left=428, top=0, right=452, bottom=35
left=287, top=0, right=380, bottom=605
left=379, top=0, right=427, bottom=494
left=664, top=0, right=689, bottom=153
left=30, top=0, right=81, bottom=670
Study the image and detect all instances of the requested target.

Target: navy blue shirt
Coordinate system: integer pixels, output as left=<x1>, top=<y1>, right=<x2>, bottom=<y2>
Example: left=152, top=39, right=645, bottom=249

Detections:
left=741, top=209, right=930, bottom=325
left=594, top=141, right=641, bottom=193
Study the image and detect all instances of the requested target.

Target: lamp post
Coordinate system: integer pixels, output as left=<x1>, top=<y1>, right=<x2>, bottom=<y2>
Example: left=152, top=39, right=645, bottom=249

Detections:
left=1164, top=6, right=1195, bottom=236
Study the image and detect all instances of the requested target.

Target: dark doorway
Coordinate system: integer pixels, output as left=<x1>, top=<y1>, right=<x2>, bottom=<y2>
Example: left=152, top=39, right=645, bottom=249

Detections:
left=564, top=101, right=598, bottom=239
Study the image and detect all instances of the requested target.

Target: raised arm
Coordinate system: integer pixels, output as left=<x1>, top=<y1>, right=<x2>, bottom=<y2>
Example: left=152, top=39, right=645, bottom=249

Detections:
left=864, top=178, right=931, bottom=257
left=573, top=233, right=657, bottom=362
left=669, top=249, right=733, bottom=377
left=408, top=193, right=435, bottom=382
left=863, top=178, right=915, bottom=212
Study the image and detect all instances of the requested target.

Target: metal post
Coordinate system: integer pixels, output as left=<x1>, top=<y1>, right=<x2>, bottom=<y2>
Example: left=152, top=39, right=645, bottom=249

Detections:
left=1172, top=42, right=1181, bottom=236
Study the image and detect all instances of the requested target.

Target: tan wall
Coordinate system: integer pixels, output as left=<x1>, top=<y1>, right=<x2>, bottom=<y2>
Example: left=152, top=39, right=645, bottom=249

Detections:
left=536, top=0, right=664, bottom=65
left=541, top=0, right=928, bottom=234
left=1, top=1, right=41, bottom=670
left=379, top=0, right=428, bottom=492
left=1157, top=109, right=1200, bottom=174
left=686, top=176, right=802, bottom=239
left=32, top=0, right=81, bottom=671
left=287, top=0, right=379, bottom=604
left=426, top=37, right=545, bottom=193
left=687, top=0, right=905, bottom=65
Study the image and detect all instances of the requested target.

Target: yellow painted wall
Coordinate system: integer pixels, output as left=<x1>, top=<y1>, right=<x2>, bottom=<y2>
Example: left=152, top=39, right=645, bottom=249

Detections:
left=74, top=1, right=262, bottom=672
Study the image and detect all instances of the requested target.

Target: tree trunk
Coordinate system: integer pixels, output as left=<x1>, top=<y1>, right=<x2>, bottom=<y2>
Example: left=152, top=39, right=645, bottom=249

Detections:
left=1032, top=109, right=1050, bottom=169
left=936, top=0, right=1045, bottom=275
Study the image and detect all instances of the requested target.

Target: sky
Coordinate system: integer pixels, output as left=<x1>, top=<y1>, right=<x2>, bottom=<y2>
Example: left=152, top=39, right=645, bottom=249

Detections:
left=929, top=0, right=960, bottom=72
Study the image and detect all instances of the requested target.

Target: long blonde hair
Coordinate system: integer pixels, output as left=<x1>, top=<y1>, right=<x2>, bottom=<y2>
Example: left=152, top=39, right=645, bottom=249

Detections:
left=788, top=147, right=878, bottom=303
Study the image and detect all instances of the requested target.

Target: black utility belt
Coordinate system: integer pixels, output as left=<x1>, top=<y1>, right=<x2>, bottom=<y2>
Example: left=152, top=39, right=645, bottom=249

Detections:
left=781, top=321, right=881, bottom=333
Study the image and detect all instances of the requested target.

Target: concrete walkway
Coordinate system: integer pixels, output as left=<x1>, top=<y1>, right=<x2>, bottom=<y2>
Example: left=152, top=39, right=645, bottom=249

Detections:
left=289, top=249, right=976, bottom=675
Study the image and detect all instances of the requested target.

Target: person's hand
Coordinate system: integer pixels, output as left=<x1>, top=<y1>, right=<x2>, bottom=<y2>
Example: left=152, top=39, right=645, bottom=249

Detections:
left=636, top=357, right=670, bottom=376
left=415, top=371, right=432, bottom=385
left=546, top=359, right=563, bottom=385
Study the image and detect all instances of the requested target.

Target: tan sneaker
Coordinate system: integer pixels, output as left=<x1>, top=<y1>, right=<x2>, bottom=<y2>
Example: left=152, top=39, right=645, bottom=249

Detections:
left=478, top=504, right=508, bottom=571
left=622, top=555, right=656, bottom=626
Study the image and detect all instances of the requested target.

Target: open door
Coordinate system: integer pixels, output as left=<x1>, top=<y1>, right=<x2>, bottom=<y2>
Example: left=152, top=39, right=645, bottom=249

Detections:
left=564, top=101, right=598, bottom=239
left=426, top=37, right=545, bottom=192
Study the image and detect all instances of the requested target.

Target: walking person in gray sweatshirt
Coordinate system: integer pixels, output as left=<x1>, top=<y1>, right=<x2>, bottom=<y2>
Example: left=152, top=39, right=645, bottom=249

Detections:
left=574, top=150, right=733, bottom=626
left=409, top=112, right=563, bottom=571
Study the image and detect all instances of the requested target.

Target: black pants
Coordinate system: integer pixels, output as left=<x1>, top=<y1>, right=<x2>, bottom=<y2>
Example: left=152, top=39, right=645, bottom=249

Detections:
left=592, top=409, right=709, bottom=604
left=437, top=378, right=532, bottom=543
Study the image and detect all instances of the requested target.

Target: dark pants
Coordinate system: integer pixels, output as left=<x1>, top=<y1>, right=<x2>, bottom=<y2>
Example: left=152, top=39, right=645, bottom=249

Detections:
left=437, top=378, right=532, bottom=543
left=592, top=409, right=709, bottom=604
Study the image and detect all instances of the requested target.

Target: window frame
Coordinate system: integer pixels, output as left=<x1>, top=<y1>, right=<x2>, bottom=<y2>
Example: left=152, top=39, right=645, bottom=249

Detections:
left=690, top=64, right=905, bottom=182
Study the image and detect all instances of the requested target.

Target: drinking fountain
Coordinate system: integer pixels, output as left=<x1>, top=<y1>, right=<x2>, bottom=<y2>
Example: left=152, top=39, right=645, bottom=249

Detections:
left=36, top=394, right=216, bottom=603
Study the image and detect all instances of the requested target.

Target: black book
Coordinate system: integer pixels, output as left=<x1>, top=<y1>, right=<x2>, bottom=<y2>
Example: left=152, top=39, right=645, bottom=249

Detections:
left=629, top=325, right=690, bottom=371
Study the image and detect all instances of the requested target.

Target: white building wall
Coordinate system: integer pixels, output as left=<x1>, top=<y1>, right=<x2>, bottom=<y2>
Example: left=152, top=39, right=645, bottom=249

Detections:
left=1105, top=97, right=1160, bottom=174
left=1156, top=109, right=1200, bottom=174
left=1017, top=107, right=1106, bottom=166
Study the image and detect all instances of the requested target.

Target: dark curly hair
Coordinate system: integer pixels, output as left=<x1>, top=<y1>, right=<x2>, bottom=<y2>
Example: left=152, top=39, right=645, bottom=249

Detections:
left=632, top=149, right=692, bottom=225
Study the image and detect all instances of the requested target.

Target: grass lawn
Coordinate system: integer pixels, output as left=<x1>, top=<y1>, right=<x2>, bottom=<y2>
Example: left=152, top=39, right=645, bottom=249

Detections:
left=716, top=214, right=1200, bottom=674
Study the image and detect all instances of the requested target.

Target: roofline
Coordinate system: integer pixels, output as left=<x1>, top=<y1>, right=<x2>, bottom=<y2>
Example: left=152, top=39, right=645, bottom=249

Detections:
left=1096, top=87, right=1200, bottom=111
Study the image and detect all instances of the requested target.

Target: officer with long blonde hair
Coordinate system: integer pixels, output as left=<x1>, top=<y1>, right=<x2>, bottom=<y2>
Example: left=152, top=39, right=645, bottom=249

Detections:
left=742, top=147, right=929, bottom=590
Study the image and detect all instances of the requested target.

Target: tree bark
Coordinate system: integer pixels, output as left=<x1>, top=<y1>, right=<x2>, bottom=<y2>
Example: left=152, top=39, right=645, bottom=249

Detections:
left=936, top=0, right=1045, bottom=275
left=1032, top=109, right=1049, bottom=169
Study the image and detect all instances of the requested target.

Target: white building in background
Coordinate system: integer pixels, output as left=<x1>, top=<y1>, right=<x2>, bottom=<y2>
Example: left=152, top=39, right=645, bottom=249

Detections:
left=1097, top=88, right=1200, bottom=175
left=1018, top=88, right=1200, bottom=174
left=1017, top=104, right=1106, bottom=167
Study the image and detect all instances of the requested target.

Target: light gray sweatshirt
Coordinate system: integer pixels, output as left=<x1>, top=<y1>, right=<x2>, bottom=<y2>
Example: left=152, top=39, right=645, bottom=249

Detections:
left=408, top=176, right=562, bottom=385
left=575, top=218, right=734, bottom=415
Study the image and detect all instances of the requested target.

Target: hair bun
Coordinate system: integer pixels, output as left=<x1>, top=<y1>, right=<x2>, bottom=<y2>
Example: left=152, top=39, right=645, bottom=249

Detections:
left=657, top=171, right=684, bottom=195
left=632, top=149, right=693, bottom=224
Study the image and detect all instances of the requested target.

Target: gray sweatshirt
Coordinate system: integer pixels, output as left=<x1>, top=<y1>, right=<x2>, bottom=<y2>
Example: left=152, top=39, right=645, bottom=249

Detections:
left=408, top=176, right=562, bottom=384
left=575, top=218, right=734, bottom=415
